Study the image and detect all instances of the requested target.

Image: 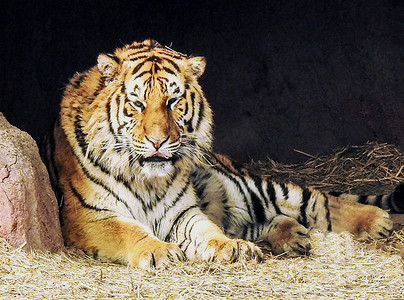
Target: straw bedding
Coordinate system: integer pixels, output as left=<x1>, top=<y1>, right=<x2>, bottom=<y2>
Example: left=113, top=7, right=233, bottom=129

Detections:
left=1, top=142, right=403, bottom=299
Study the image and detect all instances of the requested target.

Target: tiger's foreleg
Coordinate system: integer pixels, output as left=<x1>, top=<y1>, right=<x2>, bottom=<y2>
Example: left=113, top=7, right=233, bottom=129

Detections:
left=61, top=184, right=185, bottom=269
left=166, top=205, right=263, bottom=263
left=260, top=215, right=311, bottom=256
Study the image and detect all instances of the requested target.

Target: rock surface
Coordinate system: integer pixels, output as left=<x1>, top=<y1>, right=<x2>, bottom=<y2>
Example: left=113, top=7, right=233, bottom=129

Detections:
left=0, top=112, right=64, bottom=252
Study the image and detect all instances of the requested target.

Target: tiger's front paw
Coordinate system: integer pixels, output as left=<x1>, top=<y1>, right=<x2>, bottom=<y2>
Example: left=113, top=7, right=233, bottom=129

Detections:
left=129, top=239, right=185, bottom=269
left=202, top=238, right=263, bottom=263
left=263, top=216, right=310, bottom=256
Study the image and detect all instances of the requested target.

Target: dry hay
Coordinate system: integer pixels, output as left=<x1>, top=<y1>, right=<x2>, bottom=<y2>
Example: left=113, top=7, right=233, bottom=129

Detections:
left=1, top=142, right=404, bottom=299
left=1, top=232, right=403, bottom=299
left=248, top=141, right=404, bottom=195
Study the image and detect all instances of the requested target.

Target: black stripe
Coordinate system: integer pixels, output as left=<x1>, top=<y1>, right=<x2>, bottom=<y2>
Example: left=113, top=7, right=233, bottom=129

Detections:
left=71, top=118, right=139, bottom=219
left=253, top=176, right=267, bottom=201
left=387, top=193, right=404, bottom=213
left=154, top=177, right=191, bottom=236
left=130, top=53, right=180, bottom=71
left=195, top=182, right=208, bottom=201
left=143, top=171, right=178, bottom=213
left=165, top=205, right=198, bottom=242
left=162, top=179, right=191, bottom=215
left=279, top=182, right=289, bottom=200
left=132, top=60, right=147, bottom=76
left=128, top=43, right=147, bottom=50
left=156, top=49, right=184, bottom=59
left=253, top=225, right=260, bottom=241
left=163, top=57, right=180, bottom=72
left=184, top=213, right=199, bottom=243
left=71, top=73, right=87, bottom=89
left=189, top=92, right=195, bottom=111
left=106, top=54, right=120, bottom=64
left=144, top=193, right=162, bottom=214
left=212, top=158, right=254, bottom=218
left=163, top=66, right=176, bottom=75
left=358, top=195, right=368, bottom=204
left=238, top=176, right=266, bottom=223
left=195, top=99, right=205, bottom=131
left=93, top=79, right=104, bottom=97
left=69, top=182, right=110, bottom=212
left=183, top=101, right=189, bottom=116
left=109, top=92, right=119, bottom=136
left=250, top=192, right=267, bottom=223
left=78, top=159, right=138, bottom=219
left=152, top=63, right=161, bottom=73
left=391, top=183, right=404, bottom=212
left=126, top=54, right=149, bottom=61
left=242, top=226, right=249, bottom=240
left=133, top=70, right=150, bottom=80
left=181, top=213, right=203, bottom=256
left=106, top=95, right=117, bottom=150
left=74, top=106, right=134, bottom=186
left=184, top=92, right=196, bottom=132
left=184, top=121, right=194, bottom=132
left=157, top=77, right=169, bottom=90
left=74, top=113, right=87, bottom=151
left=324, top=194, right=332, bottom=231
left=298, top=189, right=311, bottom=227
left=374, top=195, right=383, bottom=208
left=328, top=191, right=342, bottom=197
left=266, top=181, right=282, bottom=214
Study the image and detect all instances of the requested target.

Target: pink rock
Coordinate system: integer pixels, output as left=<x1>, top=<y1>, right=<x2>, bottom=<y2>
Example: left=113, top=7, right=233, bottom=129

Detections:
left=0, top=113, right=64, bottom=252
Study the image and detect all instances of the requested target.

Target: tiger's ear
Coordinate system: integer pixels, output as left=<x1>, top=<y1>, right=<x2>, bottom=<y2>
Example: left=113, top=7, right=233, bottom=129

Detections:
left=97, top=54, right=119, bottom=84
left=187, top=56, right=206, bottom=78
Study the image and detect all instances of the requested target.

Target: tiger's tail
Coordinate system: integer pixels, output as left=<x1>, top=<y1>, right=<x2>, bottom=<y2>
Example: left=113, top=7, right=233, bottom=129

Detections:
left=327, top=183, right=404, bottom=213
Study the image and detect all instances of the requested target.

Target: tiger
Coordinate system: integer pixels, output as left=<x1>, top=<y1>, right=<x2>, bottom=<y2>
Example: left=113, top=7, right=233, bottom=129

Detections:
left=43, top=39, right=403, bottom=269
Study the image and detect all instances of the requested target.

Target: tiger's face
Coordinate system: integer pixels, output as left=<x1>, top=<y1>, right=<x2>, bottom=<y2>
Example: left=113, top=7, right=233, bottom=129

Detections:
left=87, top=40, right=213, bottom=179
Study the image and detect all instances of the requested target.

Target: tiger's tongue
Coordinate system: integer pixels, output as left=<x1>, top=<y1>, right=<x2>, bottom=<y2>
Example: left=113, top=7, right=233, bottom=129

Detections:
left=151, top=151, right=170, bottom=159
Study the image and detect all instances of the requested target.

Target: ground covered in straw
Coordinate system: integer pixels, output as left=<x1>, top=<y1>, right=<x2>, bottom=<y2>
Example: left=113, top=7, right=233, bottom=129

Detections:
left=1, top=142, right=404, bottom=299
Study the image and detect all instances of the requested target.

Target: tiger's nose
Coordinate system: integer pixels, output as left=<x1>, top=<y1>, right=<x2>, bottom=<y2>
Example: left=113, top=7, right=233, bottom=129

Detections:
left=147, top=136, right=168, bottom=149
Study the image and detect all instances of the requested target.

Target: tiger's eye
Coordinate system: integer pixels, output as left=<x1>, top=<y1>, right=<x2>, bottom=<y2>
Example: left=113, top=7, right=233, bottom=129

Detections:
left=131, top=100, right=145, bottom=112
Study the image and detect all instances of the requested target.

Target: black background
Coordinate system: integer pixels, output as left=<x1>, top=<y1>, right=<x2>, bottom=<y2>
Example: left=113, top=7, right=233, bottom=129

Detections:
left=1, top=0, right=403, bottom=163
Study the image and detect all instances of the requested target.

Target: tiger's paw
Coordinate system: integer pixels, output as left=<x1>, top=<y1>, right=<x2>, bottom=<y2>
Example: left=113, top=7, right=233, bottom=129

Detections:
left=348, top=206, right=393, bottom=240
left=129, top=239, right=185, bottom=269
left=202, top=238, right=263, bottom=263
left=329, top=195, right=393, bottom=240
left=263, top=216, right=310, bottom=256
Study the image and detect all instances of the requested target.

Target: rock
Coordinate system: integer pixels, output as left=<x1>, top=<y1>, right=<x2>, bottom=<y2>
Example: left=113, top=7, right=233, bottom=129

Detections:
left=0, top=112, right=64, bottom=252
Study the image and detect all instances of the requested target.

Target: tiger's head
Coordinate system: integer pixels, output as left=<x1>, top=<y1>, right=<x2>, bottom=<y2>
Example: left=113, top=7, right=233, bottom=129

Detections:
left=65, top=40, right=213, bottom=181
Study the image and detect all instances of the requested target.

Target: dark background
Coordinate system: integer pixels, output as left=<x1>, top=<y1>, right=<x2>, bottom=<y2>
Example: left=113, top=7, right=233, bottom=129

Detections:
left=1, top=0, right=403, bottom=163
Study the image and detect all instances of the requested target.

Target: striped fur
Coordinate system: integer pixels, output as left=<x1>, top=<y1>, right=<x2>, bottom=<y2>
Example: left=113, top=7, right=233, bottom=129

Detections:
left=44, top=40, right=400, bottom=268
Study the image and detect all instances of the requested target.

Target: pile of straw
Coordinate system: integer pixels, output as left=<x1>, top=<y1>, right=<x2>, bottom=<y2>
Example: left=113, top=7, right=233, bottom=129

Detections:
left=249, top=141, right=404, bottom=194
left=1, top=142, right=403, bottom=299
